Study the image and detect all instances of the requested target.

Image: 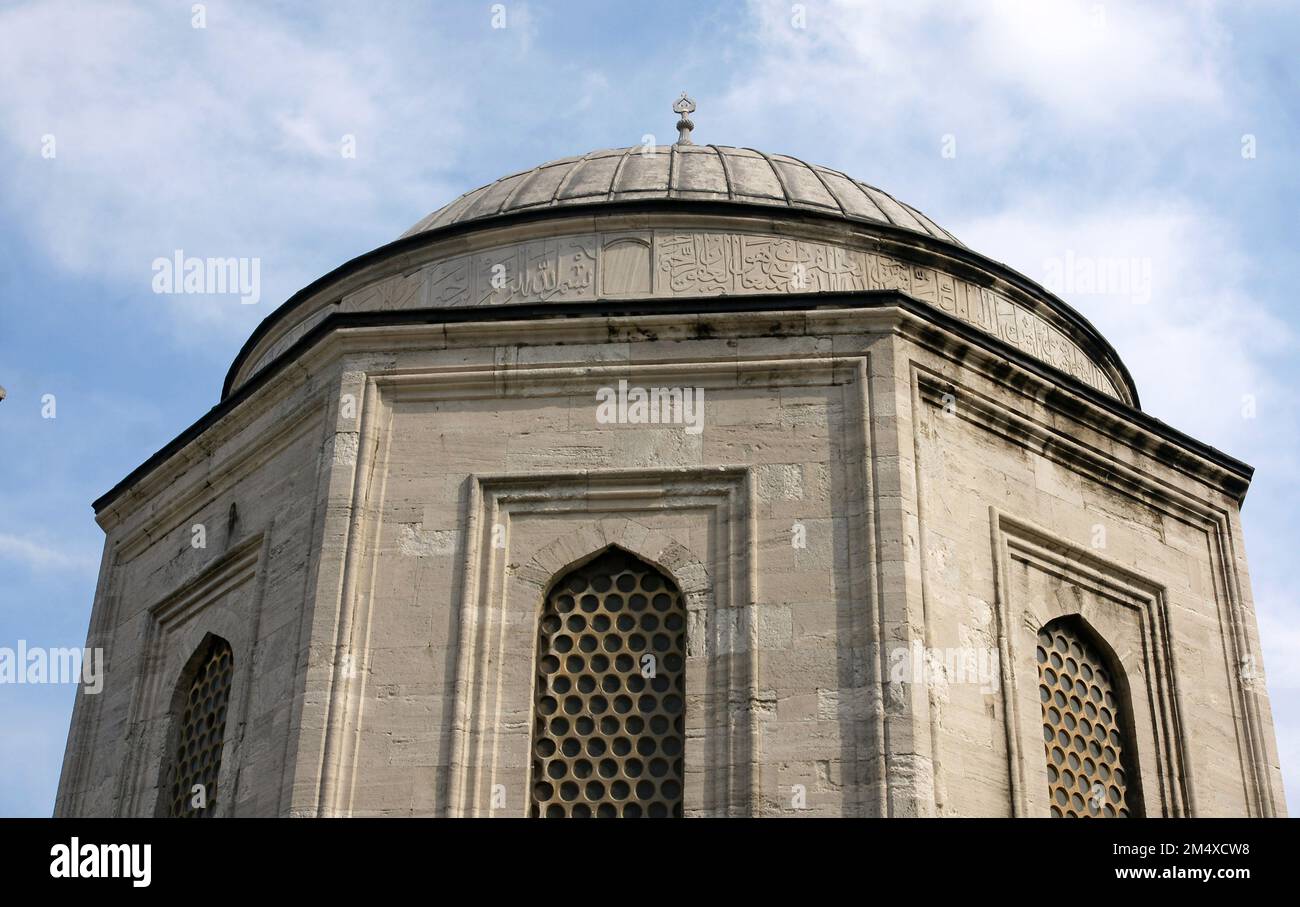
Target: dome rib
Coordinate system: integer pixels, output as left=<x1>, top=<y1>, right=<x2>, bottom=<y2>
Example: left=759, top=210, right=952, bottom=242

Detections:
left=747, top=147, right=794, bottom=208
left=804, top=162, right=850, bottom=217
left=707, top=144, right=738, bottom=200
left=400, top=145, right=962, bottom=246
left=497, top=166, right=535, bottom=213
left=814, top=164, right=889, bottom=223
left=552, top=148, right=602, bottom=203
left=606, top=146, right=638, bottom=201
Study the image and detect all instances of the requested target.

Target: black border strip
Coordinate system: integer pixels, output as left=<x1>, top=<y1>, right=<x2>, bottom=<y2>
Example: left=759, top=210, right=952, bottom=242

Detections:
left=13, top=817, right=1290, bottom=889
left=219, top=198, right=1140, bottom=406
left=95, top=290, right=1249, bottom=514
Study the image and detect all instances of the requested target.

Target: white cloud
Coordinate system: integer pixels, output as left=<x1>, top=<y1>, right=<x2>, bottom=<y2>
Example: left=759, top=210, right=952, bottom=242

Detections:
left=0, top=0, right=467, bottom=347
left=957, top=200, right=1297, bottom=454
left=730, top=0, right=1228, bottom=161
left=0, top=533, right=98, bottom=573
left=960, top=0, right=1225, bottom=118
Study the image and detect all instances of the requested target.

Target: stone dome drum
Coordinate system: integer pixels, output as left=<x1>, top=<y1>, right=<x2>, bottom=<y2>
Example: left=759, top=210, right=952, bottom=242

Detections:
left=223, top=144, right=1138, bottom=407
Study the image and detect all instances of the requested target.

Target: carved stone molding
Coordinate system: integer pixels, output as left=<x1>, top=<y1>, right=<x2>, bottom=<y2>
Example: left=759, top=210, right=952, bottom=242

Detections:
left=988, top=510, right=1190, bottom=817
left=114, top=533, right=266, bottom=816
left=444, top=468, right=758, bottom=817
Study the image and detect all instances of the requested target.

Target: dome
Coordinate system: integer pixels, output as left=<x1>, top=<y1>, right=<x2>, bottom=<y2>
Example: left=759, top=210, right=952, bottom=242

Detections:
left=401, top=145, right=962, bottom=246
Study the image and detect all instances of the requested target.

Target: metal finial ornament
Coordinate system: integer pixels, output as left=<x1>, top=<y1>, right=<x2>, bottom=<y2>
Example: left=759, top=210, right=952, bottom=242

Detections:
left=673, top=91, right=696, bottom=145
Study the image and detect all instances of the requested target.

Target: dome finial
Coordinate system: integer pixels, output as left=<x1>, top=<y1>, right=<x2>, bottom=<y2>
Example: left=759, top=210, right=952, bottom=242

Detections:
left=673, top=91, right=696, bottom=145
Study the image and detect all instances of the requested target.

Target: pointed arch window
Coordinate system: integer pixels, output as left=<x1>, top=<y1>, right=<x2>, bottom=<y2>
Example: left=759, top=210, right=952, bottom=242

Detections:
left=530, top=547, right=686, bottom=818
left=1037, top=618, right=1142, bottom=817
left=163, top=635, right=234, bottom=817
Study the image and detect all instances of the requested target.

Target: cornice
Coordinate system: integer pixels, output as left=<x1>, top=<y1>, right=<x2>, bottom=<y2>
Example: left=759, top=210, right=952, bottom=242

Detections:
left=94, top=294, right=1247, bottom=519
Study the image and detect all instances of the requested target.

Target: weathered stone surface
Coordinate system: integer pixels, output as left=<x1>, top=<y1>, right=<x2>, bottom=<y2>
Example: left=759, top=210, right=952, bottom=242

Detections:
left=401, top=146, right=960, bottom=243
left=58, top=147, right=1284, bottom=819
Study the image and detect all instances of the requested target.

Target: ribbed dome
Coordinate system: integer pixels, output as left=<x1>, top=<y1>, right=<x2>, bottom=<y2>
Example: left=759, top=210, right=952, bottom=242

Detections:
left=402, top=145, right=961, bottom=245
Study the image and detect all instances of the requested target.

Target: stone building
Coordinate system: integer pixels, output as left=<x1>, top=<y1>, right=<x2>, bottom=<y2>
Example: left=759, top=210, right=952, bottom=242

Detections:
left=56, top=101, right=1285, bottom=817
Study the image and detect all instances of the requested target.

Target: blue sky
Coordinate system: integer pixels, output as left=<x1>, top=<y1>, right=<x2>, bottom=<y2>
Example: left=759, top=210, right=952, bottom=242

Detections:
left=1, top=0, right=1296, bottom=817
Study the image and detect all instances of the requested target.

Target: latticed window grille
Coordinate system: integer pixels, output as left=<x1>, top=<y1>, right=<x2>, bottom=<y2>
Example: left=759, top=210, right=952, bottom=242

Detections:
left=530, top=548, right=686, bottom=818
left=1037, top=619, right=1141, bottom=817
left=166, top=636, right=234, bottom=817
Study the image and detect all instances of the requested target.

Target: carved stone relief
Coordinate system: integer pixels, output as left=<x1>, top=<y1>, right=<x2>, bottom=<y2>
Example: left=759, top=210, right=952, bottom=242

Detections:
left=241, top=229, right=1119, bottom=399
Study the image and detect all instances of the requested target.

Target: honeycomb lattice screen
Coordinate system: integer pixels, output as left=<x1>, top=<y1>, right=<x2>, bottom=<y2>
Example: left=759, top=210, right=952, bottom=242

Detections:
left=167, top=637, right=234, bottom=817
left=1037, top=620, right=1140, bottom=817
left=530, top=548, right=686, bottom=818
